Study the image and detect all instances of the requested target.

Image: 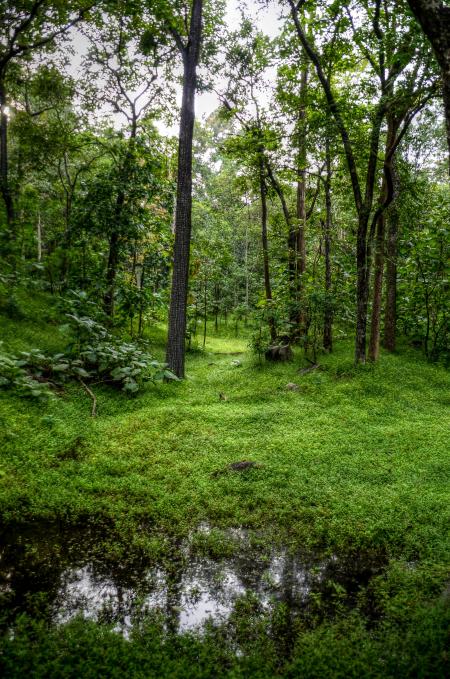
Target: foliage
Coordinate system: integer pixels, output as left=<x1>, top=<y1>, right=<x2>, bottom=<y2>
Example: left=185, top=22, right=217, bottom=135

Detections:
left=0, top=345, right=53, bottom=400
left=248, top=323, right=271, bottom=363
left=62, top=309, right=178, bottom=392
left=0, top=294, right=177, bottom=399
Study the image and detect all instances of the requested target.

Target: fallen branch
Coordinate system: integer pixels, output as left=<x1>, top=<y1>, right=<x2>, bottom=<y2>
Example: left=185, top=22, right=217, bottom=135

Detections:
left=298, top=363, right=320, bottom=375
left=212, top=351, right=244, bottom=356
left=78, top=378, right=97, bottom=417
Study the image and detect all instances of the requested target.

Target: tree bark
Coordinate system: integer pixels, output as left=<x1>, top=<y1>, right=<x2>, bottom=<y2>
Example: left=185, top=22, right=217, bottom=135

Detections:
left=104, top=230, right=120, bottom=318
left=355, top=209, right=371, bottom=363
left=259, top=158, right=277, bottom=342
left=368, top=117, right=399, bottom=361
left=166, top=0, right=203, bottom=378
left=383, top=203, right=400, bottom=351
left=323, top=137, right=333, bottom=352
left=296, top=65, right=308, bottom=304
left=37, top=212, right=42, bottom=262
left=0, top=77, right=14, bottom=228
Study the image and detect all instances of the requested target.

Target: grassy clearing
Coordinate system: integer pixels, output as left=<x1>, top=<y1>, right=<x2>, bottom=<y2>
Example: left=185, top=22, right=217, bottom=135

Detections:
left=0, top=293, right=449, bottom=677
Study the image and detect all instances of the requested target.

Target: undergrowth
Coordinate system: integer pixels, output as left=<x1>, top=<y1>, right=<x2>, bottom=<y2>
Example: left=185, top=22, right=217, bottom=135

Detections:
left=0, top=291, right=449, bottom=678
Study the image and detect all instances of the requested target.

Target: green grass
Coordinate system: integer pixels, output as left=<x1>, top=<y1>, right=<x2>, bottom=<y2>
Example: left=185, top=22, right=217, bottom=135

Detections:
left=0, top=292, right=449, bottom=677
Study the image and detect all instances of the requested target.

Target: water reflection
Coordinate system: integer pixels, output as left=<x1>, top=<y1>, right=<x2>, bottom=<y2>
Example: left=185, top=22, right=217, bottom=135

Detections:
left=0, top=522, right=385, bottom=635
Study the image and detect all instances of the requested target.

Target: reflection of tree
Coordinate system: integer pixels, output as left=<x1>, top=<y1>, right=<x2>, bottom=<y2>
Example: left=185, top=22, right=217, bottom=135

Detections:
left=275, top=551, right=296, bottom=658
left=0, top=524, right=66, bottom=626
left=164, top=541, right=184, bottom=635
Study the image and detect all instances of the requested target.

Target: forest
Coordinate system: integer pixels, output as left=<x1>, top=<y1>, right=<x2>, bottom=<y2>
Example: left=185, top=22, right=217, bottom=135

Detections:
left=0, top=1, right=449, bottom=677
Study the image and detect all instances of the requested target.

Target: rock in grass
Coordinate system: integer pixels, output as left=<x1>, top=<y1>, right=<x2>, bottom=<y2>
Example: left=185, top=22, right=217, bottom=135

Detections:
left=212, top=460, right=262, bottom=477
left=229, top=461, right=260, bottom=471
left=265, top=345, right=293, bottom=362
left=285, top=382, right=300, bottom=391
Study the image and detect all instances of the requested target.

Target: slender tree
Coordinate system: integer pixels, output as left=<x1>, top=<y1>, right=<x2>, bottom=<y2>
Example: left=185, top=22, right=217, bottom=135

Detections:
left=165, top=0, right=203, bottom=378
left=285, top=0, right=436, bottom=362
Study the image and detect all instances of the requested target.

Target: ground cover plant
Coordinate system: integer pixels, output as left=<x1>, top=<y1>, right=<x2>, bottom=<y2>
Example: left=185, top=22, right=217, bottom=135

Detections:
left=0, top=294, right=449, bottom=678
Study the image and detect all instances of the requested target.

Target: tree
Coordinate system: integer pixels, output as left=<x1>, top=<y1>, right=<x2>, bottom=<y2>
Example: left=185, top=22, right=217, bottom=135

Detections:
left=219, top=22, right=280, bottom=342
left=82, top=7, right=172, bottom=317
left=0, top=0, right=93, bottom=232
left=406, top=0, right=450, bottom=168
left=158, top=0, right=204, bottom=378
left=284, top=0, right=436, bottom=362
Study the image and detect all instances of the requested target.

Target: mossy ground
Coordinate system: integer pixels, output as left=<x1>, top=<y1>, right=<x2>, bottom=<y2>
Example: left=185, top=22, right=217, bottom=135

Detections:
left=0, top=292, right=449, bottom=677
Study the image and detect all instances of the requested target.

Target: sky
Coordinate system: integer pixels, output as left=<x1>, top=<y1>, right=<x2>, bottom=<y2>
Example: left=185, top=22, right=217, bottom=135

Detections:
left=192, top=0, right=282, bottom=127
left=67, top=0, right=282, bottom=137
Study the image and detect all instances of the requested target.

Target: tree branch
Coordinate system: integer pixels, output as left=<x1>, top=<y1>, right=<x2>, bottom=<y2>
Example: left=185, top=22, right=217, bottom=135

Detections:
left=287, top=0, right=363, bottom=213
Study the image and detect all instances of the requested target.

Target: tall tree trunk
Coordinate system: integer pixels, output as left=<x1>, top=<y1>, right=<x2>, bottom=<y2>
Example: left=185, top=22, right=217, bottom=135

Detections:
left=37, top=212, right=42, bottom=262
left=166, top=0, right=203, bottom=378
left=104, top=230, right=120, bottom=318
left=287, top=1, right=387, bottom=364
left=355, top=209, right=371, bottom=363
left=202, top=275, right=207, bottom=348
left=323, top=137, right=333, bottom=352
left=259, top=158, right=277, bottom=342
left=368, top=210, right=386, bottom=361
left=369, top=115, right=401, bottom=360
left=296, top=65, right=308, bottom=328
left=355, top=107, right=386, bottom=364
left=245, top=215, right=250, bottom=309
left=138, top=258, right=146, bottom=337
left=265, top=161, right=296, bottom=335
left=368, top=120, right=395, bottom=361
left=103, top=117, right=137, bottom=318
left=0, top=77, right=14, bottom=229
left=383, top=203, right=400, bottom=351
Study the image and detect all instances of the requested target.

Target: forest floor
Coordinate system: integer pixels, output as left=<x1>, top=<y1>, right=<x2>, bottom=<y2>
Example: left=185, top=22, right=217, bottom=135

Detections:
left=0, top=291, right=449, bottom=678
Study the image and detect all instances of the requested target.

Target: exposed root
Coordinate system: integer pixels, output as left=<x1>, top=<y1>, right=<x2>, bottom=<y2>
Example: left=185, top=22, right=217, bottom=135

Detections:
left=78, top=379, right=97, bottom=417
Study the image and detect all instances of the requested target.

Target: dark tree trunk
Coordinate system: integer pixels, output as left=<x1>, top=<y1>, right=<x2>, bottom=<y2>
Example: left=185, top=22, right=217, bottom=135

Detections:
left=355, top=209, right=371, bottom=363
left=265, top=162, right=296, bottom=334
left=103, top=112, right=137, bottom=318
left=368, top=123, right=395, bottom=361
left=383, top=205, right=399, bottom=351
left=369, top=114, right=402, bottom=359
left=323, top=137, right=333, bottom=352
left=104, top=230, right=120, bottom=319
left=259, top=158, right=277, bottom=343
left=407, top=0, right=450, bottom=169
left=138, top=258, right=146, bottom=337
left=202, top=275, right=207, bottom=348
left=368, top=211, right=386, bottom=361
left=355, top=106, right=386, bottom=364
left=296, top=65, right=308, bottom=331
left=0, top=77, right=14, bottom=229
left=166, top=0, right=203, bottom=378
